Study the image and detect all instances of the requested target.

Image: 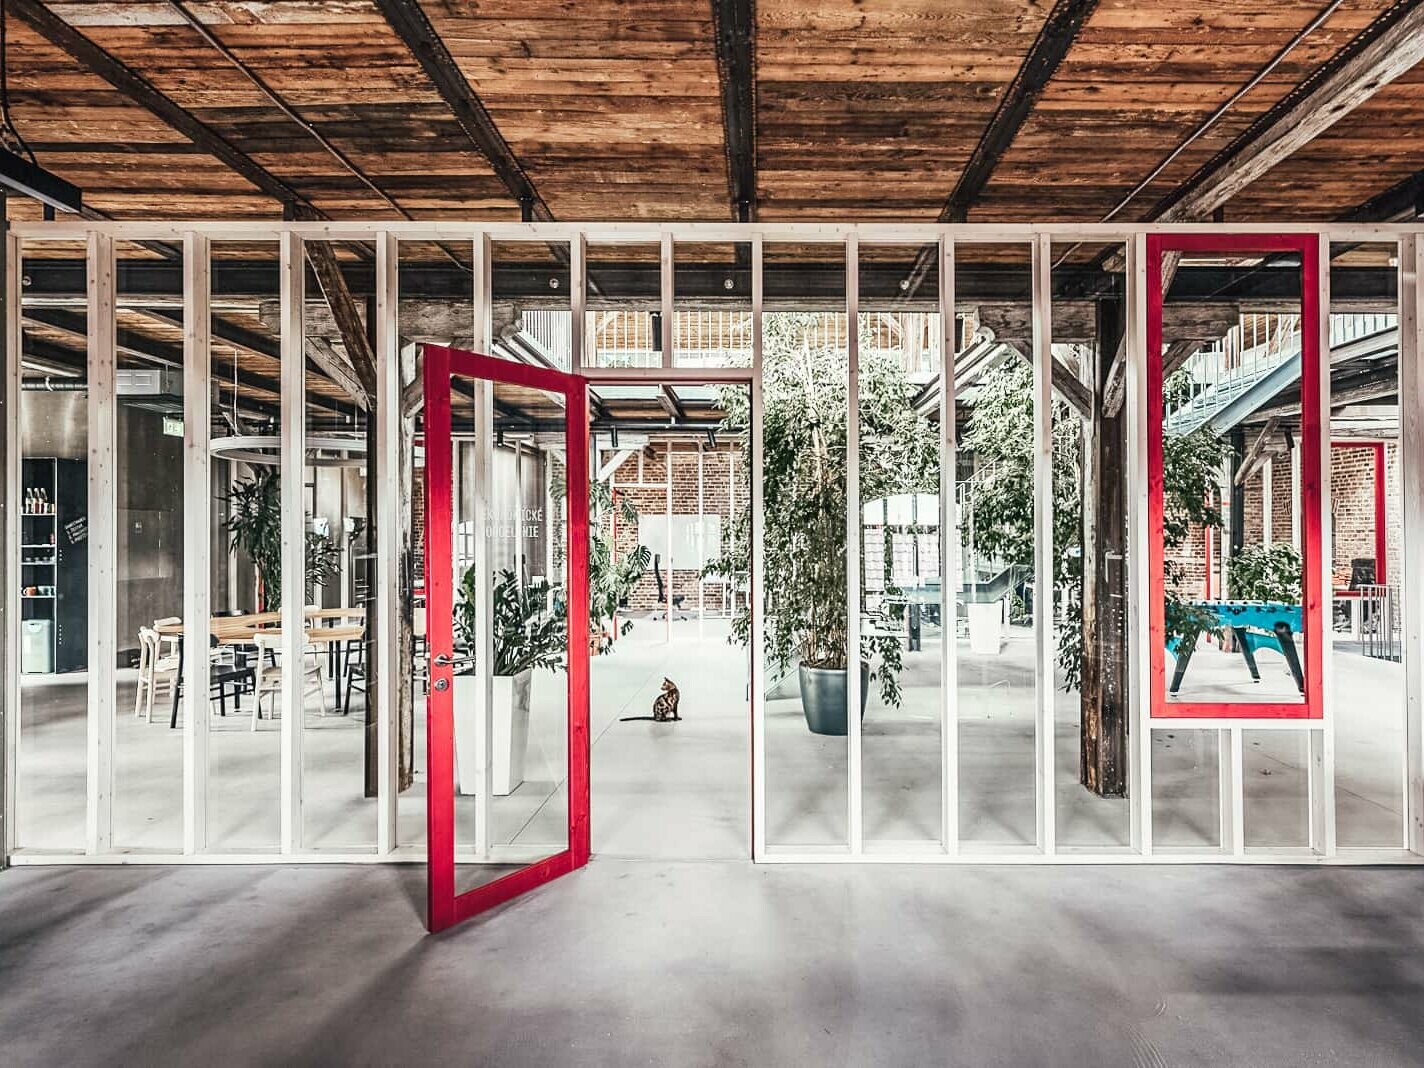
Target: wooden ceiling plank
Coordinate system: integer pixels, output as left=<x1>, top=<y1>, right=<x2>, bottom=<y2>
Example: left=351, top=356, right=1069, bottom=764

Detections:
left=710, top=0, right=756, bottom=222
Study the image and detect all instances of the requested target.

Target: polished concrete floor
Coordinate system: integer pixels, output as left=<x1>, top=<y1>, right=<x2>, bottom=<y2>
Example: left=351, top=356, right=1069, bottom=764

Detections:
left=2, top=859, right=1423, bottom=1065
left=12, top=617, right=1409, bottom=856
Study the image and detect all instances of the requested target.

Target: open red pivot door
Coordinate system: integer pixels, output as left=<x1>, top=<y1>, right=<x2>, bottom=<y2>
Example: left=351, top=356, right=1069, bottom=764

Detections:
left=422, top=343, right=590, bottom=932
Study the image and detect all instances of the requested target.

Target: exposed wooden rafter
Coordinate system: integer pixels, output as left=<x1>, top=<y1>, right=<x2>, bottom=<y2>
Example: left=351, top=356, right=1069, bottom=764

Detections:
left=710, top=0, right=757, bottom=222
left=301, top=238, right=378, bottom=404
left=1147, top=2, right=1424, bottom=222
left=11, top=0, right=321, bottom=217
left=373, top=0, right=551, bottom=221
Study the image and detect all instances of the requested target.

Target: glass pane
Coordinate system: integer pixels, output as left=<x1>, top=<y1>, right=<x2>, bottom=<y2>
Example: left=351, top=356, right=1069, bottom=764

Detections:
left=955, top=243, right=1036, bottom=847
left=1328, top=240, right=1405, bottom=847
left=763, top=244, right=848, bottom=850
left=674, top=241, right=752, bottom=367
left=1162, top=256, right=1306, bottom=710
left=858, top=243, right=943, bottom=846
left=300, top=240, right=375, bottom=851
left=206, top=240, right=281, bottom=851
left=113, top=240, right=184, bottom=850
left=1051, top=241, right=1130, bottom=849
left=1151, top=728, right=1221, bottom=850
left=493, top=240, right=571, bottom=371
left=1242, top=729, right=1309, bottom=849
left=16, top=239, right=88, bottom=850
left=587, top=242, right=660, bottom=369
left=452, top=375, right=570, bottom=893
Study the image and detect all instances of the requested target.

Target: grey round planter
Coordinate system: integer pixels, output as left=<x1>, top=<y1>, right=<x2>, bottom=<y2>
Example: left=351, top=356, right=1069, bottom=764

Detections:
left=798, top=662, right=870, bottom=736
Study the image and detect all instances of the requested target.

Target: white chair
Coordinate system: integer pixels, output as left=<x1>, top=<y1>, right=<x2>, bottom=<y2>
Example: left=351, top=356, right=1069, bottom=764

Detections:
left=153, top=616, right=182, bottom=657
left=250, top=632, right=328, bottom=730
left=134, top=626, right=179, bottom=723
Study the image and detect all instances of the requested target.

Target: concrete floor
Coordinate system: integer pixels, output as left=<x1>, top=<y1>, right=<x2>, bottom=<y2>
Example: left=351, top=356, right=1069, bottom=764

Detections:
left=13, top=618, right=1408, bottom=857
left=2, top=859, right=1423, bottom=1066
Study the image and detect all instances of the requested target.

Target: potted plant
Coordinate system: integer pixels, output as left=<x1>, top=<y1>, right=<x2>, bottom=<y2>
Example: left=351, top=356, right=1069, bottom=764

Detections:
left=705, top=314, right=936, bottom=734
left=453, top=567, right=564, bottom=796
left=223, top=468, right=339, bottom=610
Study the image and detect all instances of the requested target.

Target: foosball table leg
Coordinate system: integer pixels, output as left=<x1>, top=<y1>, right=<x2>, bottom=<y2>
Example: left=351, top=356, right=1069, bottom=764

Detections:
left=1168, top=639, right=1195, bottom=694
left=1232, top=627, right=1262, bottom=682
left=1273, top=621, right=1306, bottom=695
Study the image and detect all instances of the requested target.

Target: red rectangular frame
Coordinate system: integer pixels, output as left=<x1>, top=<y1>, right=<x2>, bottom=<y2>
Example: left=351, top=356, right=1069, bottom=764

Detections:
left=1330, top=440, right=1387, bottom=587
left=1148, top=233, right=1324, bottom=720
left=423, top=343, right=591, bottom=932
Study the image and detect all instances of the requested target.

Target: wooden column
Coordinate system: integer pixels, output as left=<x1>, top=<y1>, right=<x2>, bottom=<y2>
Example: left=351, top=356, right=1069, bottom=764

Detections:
left=1080, top=296, right=1128, bottom=797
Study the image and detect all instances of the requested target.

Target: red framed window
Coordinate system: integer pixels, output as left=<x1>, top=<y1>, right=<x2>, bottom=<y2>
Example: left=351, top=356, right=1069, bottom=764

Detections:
left=1148, top=233, right=1324, bottom=721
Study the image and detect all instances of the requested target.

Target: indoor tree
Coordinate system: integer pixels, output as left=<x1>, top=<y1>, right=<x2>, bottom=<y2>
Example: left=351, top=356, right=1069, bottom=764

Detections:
left=704, top=313, right=938, bottom=707
left=223, top=468, right=340, bottom=611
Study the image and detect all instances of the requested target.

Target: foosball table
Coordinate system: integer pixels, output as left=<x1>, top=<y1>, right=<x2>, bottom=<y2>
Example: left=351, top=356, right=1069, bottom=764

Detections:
left=1167, top=600, right=1305, bottom=696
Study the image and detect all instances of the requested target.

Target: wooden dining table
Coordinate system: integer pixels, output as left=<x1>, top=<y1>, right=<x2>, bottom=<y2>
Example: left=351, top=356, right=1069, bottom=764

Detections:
left=158, top=609, right=366, bottom=726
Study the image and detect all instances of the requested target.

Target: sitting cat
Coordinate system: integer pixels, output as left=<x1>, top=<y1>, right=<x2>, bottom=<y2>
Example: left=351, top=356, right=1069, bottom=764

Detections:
left=620, top=677, right=681, bottom=723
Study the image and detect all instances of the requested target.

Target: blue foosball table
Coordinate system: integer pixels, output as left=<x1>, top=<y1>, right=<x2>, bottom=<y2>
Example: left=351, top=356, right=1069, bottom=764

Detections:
left=1167, top=600, right=1304, bottom=696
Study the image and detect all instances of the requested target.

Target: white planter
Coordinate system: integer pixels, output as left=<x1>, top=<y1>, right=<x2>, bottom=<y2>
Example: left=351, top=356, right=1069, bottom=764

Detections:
left=452, top=669, right=533, bottom=798
left=967, top=599, right=1004, bottom=656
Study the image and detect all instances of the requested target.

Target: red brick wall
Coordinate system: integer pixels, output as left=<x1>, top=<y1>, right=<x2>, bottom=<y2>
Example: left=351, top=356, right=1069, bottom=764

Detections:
left=1331, top=444, right=1383, bottom=586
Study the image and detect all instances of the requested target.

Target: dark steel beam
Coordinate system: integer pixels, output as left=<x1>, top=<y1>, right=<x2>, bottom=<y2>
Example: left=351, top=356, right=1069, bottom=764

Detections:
left=11, top=0, right=319, bottom=216
left=373, top=0, right=551, bottom=221
left=710, top=0, right=757, bottom=222
left=1342, top=168, right=1424, bottom=222
left=940, top=0, right=1099, bottom=224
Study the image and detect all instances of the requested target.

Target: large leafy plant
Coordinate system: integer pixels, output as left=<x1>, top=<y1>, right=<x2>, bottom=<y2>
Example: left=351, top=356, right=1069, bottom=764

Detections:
left=704, top=313, right=937, bottom=706
left=587, top=480, right=652, bottom=654
left=455, top=567, right=565, bottom=676
left=1228, top=543, right=1302, bottom=603
left=223, top=468, right=339, bottom=611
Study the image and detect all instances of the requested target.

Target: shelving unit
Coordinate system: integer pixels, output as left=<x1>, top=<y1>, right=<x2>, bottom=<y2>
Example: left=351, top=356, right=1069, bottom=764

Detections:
left=20, top=457, right=88, bottom=674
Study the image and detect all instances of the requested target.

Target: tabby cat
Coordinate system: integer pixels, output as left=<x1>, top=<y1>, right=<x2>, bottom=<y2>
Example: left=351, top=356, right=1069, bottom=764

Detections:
left=620, top=677, right=681, bottom=723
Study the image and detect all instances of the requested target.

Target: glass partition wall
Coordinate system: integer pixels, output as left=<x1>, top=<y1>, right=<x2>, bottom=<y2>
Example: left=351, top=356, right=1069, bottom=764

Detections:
left=3, top=223, right=1421, bottom=869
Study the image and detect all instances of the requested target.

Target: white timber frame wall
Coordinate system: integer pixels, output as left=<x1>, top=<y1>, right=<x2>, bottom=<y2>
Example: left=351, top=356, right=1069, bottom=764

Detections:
left=2, top=220, right=1422, bottom=868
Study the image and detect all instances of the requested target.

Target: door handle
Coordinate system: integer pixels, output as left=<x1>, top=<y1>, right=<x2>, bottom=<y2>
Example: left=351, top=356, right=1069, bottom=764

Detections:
left=433, top=653, right=476, bottom=669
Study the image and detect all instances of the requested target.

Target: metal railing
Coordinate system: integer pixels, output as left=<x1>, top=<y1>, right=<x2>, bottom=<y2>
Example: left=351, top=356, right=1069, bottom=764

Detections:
left=1360, top=583, right=1401, bottom=662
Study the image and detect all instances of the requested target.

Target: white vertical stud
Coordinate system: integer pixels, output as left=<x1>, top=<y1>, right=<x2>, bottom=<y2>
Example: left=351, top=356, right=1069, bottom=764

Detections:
left=750, top=235, right=766, bottom=861
left=661, top=232, right=674, bottom=369
left=86, top=231, right=116, bottom=856
left=1031, top=233, right=1056, bottom=855
left=182, top=232, right=211, bottom=855
left=939, top=235, right=958, bottom=855
left=375, top=231, right=400, bottom=854
left=279, top=230, right=305, bottom=854
left=472, top=232, right=494, bottom=857
left=845, top=234, right=862, bottom=854
left=571, top=235, right=586, bottom=371
left=2, top=228, right=20, bottom=859
left=1126, top=235, right=1152, bottom=855
left=1312, top=235, right=1336, bottom=858
left=1401, top=233, right=1424, bottom=855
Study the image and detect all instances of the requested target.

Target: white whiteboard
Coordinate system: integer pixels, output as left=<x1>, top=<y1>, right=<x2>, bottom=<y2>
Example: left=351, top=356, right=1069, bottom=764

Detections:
left=637, top=514, right=722, bottom=569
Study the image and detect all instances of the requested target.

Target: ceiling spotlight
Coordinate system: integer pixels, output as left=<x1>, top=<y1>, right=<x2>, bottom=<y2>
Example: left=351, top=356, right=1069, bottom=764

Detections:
left=610, top=426, right=620, bottom=448
left=549, top=277, right=560, bottom=290
left=723, top=277, right=735, bottom=291
left=705, top=428, right=717, bottom=449
left=899, top=278, right=911, bottom=291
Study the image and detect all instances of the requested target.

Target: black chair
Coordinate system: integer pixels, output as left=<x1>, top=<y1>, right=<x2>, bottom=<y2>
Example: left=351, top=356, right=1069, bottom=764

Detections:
left=342, top=639, right=366, bottom=716
left=650, top=554, right=688, bottom=620
left=168, top=635, right=257, bottom=729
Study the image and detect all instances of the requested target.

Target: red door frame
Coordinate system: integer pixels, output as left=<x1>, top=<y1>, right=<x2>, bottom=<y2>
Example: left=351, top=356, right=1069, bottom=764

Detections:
left=423, top=343, right=591, bottom=932
left=1148, top=233, right=1324, bottom=720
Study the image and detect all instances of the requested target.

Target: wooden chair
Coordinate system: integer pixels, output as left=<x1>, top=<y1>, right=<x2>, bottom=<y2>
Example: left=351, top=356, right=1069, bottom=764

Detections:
left=250, top=632, right=328, bottom=730
left=134, top=626, right=180, bottom=723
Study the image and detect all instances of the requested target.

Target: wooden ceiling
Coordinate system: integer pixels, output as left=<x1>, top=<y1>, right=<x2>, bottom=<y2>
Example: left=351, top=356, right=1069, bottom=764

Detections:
left=2, top=0, right=1421, bottom=226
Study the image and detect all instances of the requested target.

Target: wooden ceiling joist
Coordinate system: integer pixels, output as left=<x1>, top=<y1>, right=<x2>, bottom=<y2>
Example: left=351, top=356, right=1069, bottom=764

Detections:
left=373, top=0, right=550, bottom=221
left=10, top=0, right=321, bottom=218
left=710, top=0, right=757, bottom=222
left=1147, top=1, right=1424, bottom=222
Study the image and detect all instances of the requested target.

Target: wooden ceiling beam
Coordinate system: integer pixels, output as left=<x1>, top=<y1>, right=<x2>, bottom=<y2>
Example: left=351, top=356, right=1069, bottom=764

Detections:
left=710, top=0, right=757, bottom=223
left=10, top=0, right=321, bottom=218
left=302, top=238, right=377, bottom=402
left=373, top=0, right=550, bottom=221
left=1147, top=2, right=1424, bottom=222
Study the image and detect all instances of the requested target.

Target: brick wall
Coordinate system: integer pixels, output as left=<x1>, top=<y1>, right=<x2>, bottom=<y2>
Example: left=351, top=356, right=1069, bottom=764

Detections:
left=1331, top=444, right=1383, bottom=586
